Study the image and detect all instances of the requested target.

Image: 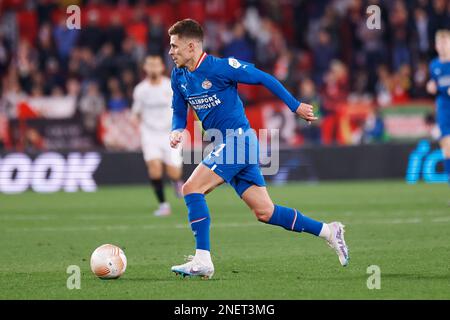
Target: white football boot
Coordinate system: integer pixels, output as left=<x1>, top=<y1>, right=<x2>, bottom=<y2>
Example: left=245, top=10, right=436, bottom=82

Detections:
left=171, top=255, right=215, bottom=279
left=326, top=222, right=350, bottom=267
left=153, top=202, right=171, bottom=217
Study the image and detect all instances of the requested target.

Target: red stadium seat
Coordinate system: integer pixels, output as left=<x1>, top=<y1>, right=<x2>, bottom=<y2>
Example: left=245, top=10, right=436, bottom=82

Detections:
left=17, top=10, right=37, bottom=45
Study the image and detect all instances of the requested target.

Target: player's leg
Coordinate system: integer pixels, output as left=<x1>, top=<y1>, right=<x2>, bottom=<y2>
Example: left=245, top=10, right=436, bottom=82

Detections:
left=181, top=163, right=224, bottom=255
left=239, top=183, right=349, bottom=266
left=171, top=163, right=224, bottom=278
left=142, top=135, right=171, bottom=216
left=172, top=133, right=250, bottom=278
left=163, top=142, right=184, bottom=198
left=146, top=159, right=170, bottom=216
left=440, top=135, right=450, bottom=184
left=241, top=185, right=324, bottom=234
left=165, top=164, right=183, bottom=197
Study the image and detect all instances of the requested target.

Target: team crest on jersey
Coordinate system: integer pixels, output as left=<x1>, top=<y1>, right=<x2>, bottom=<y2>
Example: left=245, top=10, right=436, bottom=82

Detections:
left=202, top=79, right=212, bottom=90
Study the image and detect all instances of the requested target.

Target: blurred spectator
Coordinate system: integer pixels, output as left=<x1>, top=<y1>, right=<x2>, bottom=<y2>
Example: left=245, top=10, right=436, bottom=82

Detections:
left=222, top=22, right=254, bottom=62
left=412, top=60, right=430, bottom=98
left=106, top=77, right=128, bottom=112
left=361, top=108, right=385, bottom=144
left=320, top=60, right=349, bottom=145
left=147, top=14, right=165, bottom=56
left=311, top=29, right=336, bottom=86
left=66, top=77, right=81, bottom=98
left=273, top=48, right=296, bottom=91
left=410, top=8, right=430, bottom=59
left=104, top=13, right=126, bottom=54
left=390, top=0, right=411, bottom=71
left=53, top=17, right=80, bottom=65
left=391, top=63, right=412, bottom=103
left=0, top=30, right=12, bottom=76
left=115, top=37, right=139, bottom=75
left=429, top=0, right=449, bottom=39
left=77, top=47, right=97, bottom=81
left=79, top=81, right=105, bottom=142
left=356, top=1, right=388, bottom=91
left=77, top=10, right=103, bottom=53
left=45, top=57, right=65, bottom=94
left=375, top=64, right=392, bottom=107
left=251, top=17, right=286, bottom=68
left=50, top=85, right=64, bottom=97
left=36, top=0, right=58, bottom=26
left=120, top=68, right=137, bottom=103
left=36, top=23, right=57, bottom=72
left=96, top=42, right=118, bottom=90
left=296, top=78, right=321, bottom=145
left=16, top=39, right=39, bottom=94
left=0, top=88, right=9, bottom=151
left=126, top=6, right=147, bottom=60
left=30, top=71, right=46, bottom=96
left=348, top=69, right=373, bottom=104
left=30, top=84, right=44, bottom=98
left=3, top=75, right=26, bottom=118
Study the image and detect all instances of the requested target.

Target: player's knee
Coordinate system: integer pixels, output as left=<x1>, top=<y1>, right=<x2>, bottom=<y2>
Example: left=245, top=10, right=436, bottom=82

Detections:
left=253, top=206, right=274, bottom=223
left=181, top=181, right=191, bottom=196
left=148, top=170, right=162, bottom=180
left=182, top=180, right=202, bottom=196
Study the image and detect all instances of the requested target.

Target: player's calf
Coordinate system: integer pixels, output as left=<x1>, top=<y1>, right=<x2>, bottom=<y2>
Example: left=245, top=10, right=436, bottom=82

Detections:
left=259, top=204, right=350, bottom=267
left=251, top=205, right=275, bottom=223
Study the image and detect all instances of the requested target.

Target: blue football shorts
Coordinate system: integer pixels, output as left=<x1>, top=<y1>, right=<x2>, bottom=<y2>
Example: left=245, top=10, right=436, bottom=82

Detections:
left=202, top=128, right=266, bottom=197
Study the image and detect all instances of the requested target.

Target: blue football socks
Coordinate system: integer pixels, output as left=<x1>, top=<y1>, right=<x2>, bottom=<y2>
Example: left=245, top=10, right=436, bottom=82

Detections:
left=184, top=193, right=211, bottom=251
left=267, top=204, right=323, bottom=236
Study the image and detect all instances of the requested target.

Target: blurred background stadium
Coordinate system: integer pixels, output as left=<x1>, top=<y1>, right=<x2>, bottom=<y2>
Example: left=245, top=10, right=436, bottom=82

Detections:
left=1, top=0, right=449, bottom=190
left=1, top=0, right=450, bottom=301
left=0, top=0, right=449, bottom=185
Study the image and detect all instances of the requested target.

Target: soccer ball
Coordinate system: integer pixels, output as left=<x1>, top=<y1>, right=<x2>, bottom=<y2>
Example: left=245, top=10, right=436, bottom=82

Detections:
left=90, top=244, right=127, bottom=279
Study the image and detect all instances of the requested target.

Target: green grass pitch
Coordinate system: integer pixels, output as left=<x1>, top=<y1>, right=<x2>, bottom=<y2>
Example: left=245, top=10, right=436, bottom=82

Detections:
left=0, top=181, right=449, bottom=299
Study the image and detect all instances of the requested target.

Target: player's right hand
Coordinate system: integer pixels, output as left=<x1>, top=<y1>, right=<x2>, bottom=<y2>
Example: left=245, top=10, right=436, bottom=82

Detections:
left=426, top=80, right=437, bottom=95
left=170, top=130, right=183, bottom=148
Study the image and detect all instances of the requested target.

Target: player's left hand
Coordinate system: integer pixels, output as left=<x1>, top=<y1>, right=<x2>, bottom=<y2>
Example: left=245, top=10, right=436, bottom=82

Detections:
left=170, top=130, right=183, bottom=148
left=295, top=102, right=318, bottom=124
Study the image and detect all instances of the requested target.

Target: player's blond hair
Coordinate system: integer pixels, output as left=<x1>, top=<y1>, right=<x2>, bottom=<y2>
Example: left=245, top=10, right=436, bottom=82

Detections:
left=435, top=29, right=450, bottom=39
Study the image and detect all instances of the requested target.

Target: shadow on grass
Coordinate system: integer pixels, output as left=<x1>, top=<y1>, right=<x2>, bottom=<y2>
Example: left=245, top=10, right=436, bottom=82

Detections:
left=121, top=276, right=221, bottom=282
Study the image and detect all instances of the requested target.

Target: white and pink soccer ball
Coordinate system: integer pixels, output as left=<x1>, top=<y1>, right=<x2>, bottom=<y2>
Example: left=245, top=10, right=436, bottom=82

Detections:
left=90, top=244, right=127, bottom=279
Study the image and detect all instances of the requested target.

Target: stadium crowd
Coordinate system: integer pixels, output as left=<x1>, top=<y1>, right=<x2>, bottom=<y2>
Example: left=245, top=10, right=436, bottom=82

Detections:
left=0, top=0, right=449, bottom=150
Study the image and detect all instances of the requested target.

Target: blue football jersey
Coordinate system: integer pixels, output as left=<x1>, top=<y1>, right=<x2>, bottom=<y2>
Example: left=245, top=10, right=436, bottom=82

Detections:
left=171, top=53, right=300, bottom=137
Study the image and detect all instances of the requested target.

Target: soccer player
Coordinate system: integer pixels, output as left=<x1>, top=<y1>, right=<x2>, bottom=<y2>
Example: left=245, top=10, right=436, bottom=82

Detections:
left=132, top=55, right=184, bottom=216
left=168, top=19, right=349, bottom=279
left=427, top=30, right=450, bottom=184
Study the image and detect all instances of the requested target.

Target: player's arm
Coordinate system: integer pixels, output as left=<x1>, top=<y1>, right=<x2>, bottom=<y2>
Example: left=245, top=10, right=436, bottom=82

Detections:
left=223, top=58, right=317, bottom=123
left=130, top=88, right=142, bottom=124
left=170, top=73, right=188, bottom=149
left=427, top=61, right=439, bottom=95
